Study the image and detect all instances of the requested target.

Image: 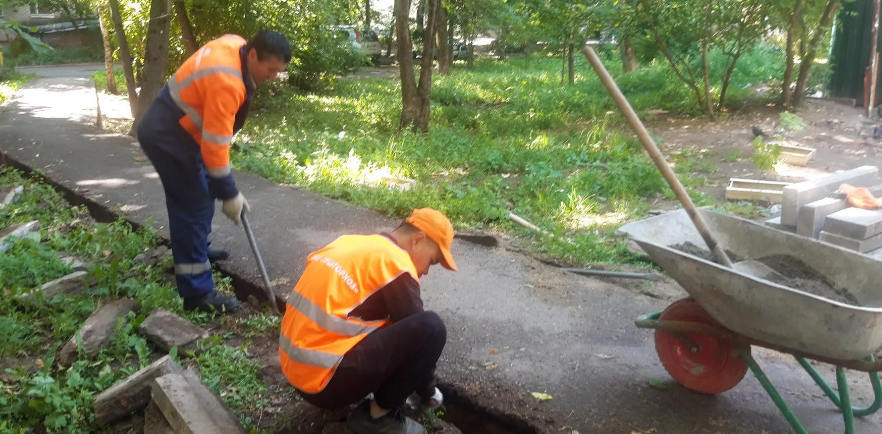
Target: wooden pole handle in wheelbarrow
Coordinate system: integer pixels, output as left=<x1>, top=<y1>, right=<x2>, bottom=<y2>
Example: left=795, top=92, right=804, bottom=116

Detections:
left=580, top=44, right=734, bottom=268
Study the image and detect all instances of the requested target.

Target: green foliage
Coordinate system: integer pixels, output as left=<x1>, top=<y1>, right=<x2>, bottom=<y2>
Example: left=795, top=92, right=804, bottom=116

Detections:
left=238, top=313, right=281, bottom=338
left=93, top=67, right=127, bottom=94
left=716, top=200, right=770, bottom=219
left=722, top=150, right=743, bottom=162
left=750, top=137, right=781, bottom=171
left=194, top=343, right=268, bottom=428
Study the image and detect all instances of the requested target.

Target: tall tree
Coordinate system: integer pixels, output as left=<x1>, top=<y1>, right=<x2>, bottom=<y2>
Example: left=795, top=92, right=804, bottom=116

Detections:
left=97, top=4, right=117, bottom=95
left=174, top=0, right=199, bottom=56
left=396, top=0, right=440, bottom=131
left=130, top=0, right=172, bottom=136
left=781, top=0, right=804, bottom=107
left=365, top=0, right=371, bottom=29
left=436, top=5, right=451, bottom=74
left=793, top=0, right=840, bottom=107
left=108, top=0, right=138, bottom=118
left=620, top=34, right=637, bottom=72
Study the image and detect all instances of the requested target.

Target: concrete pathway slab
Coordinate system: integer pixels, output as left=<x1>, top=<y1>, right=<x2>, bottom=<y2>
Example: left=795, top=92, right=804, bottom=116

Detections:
left=2, top=68, right=880, bottom=434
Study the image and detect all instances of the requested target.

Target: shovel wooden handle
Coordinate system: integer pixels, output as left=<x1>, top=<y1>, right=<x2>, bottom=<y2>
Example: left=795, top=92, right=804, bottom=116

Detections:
left=581, top=45, right=733, bottom=268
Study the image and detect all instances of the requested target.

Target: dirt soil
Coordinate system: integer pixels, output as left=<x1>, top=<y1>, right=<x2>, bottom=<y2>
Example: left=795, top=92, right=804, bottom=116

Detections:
left=647, top=99, right=882, bottom=206
left=758, top=254, right=859, bottom=305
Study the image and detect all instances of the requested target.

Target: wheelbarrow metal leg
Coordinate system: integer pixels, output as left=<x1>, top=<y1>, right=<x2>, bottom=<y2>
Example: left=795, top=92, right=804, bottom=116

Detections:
left=797, top=356, right=882, bottom=417
left=741, top=350, right=810, bottom=434
left=836, top=367, right=855, bottom=434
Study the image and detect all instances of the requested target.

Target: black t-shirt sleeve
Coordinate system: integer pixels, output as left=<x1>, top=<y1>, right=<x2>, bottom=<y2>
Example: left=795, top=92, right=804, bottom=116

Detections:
left=348, top=273, right=423, bottom=323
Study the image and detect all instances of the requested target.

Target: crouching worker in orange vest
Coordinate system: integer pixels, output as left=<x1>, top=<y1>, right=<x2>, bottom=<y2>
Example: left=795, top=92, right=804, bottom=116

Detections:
left=279, top=208, right=456, bottom=434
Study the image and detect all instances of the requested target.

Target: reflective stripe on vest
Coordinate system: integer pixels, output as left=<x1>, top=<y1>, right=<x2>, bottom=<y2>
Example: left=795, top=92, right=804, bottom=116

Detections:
left=279, top=234, right=419, bottom=393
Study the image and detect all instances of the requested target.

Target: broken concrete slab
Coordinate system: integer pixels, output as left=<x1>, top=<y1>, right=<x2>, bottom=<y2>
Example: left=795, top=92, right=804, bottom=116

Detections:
left=151, top=373, right=248, bottom=434
left=823, top=207, right=882, bottom=240
left=144, top=400, right=175, bottom=434
left=0, top=220, right=40, bottom=252
left=38, top=271, right=88, bottom=298
left=0, top=185, right=23, bottom=208
left=139, top=308, right=208, bottom=353
left=781, top=166, right=879, bottom=226
left=94, top=355, right=183, bottom=426
left=820, top=230, right=882, bottom=253
left=58, top=298, right=138, bottom=367
left=59, top=255, right=89, bottom=272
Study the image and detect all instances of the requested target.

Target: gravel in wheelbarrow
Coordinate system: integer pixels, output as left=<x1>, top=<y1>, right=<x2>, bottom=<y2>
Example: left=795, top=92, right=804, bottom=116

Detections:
left=671, top=242, right=860, bottom=306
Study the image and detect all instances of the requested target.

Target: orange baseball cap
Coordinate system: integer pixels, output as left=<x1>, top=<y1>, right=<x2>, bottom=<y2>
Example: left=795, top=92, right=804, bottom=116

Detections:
left=406, top=208, right=458, bottom=271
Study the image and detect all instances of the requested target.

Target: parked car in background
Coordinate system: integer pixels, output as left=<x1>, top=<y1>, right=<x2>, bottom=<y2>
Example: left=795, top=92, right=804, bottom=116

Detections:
left=332, top=25, right=382, bottom=61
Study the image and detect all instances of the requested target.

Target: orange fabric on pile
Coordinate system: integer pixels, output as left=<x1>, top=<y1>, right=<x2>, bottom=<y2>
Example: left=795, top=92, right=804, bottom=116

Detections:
left=839, top=184, right=882, bottom=209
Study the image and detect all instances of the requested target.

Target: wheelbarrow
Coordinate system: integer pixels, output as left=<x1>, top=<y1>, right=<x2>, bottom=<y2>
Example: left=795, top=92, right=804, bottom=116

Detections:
left=617, top=208, right=882, bottom=434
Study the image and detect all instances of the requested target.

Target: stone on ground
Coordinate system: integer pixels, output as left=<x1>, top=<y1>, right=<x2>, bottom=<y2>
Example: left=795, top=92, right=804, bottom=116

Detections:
left=93, top=355, right=183, bottom=426
left=0, top=220, right=40, bottom=252
left=40, top=271, right=89, bottom=298
left=0, top=185, right=23, bottom=208
left=151, top=373, right=248, bottom=434
left=58, top=298, right=138, bottom=366
left=144, top=399, right=176, bottom=434
left=139, top=308, right=208, bottom=353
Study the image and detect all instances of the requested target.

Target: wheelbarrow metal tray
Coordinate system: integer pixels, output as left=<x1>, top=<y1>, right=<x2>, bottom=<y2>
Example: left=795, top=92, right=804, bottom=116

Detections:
left=618, top=209, right=882, bottom=361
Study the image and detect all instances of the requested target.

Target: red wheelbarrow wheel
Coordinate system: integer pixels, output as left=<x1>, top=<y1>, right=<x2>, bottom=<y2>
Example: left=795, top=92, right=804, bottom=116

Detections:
left=654, top=298, right=749, bottom=394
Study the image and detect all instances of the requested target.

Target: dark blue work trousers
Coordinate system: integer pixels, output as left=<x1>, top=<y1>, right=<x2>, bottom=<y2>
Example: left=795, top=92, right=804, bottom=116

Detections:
left=138, top=121, right=215, bottom=299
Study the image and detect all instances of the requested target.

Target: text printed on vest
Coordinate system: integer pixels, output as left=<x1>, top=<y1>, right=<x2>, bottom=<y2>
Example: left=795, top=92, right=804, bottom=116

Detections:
left=311, top=254, right=359, bottom=293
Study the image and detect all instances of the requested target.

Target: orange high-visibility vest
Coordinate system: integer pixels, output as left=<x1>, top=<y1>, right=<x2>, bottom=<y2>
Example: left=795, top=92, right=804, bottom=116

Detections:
left=167, top=34, right=250, bottom=179
left=279, top=234, right=419, bottom=393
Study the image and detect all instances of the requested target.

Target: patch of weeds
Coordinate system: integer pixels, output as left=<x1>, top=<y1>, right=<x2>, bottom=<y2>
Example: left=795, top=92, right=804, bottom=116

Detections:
left=420, top=408, right=446, bottom=432
left=239, top=313, right=281, bottom=338
left=779, top=111, right=805, bottom=131
left=750, top=137, right=781, bottom=172
left=194, top=343, right=269, bottom=428
left=722, top=150, right=743, bottom=162
left=716, top=201, right=770, bottom=219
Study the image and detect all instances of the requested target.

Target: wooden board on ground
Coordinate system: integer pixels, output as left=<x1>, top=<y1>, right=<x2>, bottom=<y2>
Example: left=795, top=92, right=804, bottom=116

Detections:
left=779, top=144, right=816, bottom=166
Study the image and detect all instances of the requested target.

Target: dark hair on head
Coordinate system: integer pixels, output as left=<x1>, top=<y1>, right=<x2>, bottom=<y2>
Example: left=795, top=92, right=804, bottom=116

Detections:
left=395, top=222, right=420, bottom=234
left=247, top=30, right=292, bottom=63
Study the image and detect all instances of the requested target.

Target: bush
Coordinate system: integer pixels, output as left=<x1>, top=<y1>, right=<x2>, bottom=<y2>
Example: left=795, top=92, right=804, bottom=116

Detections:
left=287, top=28, right=362, bottom=91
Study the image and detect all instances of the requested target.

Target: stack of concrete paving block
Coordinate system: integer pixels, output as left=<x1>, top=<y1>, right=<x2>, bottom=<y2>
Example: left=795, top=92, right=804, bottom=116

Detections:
left=765, top=165, right=882, bottom=256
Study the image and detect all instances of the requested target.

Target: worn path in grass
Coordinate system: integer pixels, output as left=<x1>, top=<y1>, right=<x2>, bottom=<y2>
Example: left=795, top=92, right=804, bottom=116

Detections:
left=2, top=65, right=879, bottom=434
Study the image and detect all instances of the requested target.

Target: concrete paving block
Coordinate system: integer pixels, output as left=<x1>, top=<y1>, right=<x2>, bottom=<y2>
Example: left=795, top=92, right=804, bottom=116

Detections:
left=93, top=355, right=183, bottom=426
left=58, top=298, right=138, bottom=366
left=144, top=400, right=175, bottom=434
left=139, top=308, right=208, bottom=353
left=797, top=198, right=851, bottom=239
left=819, top=230, right=882, bottom=253
left=0, top=220, right=40, bottom=252
left=796, top=186, right=882, bottom=239
left=823, top=207, right=882, bottom=239
left=151, top=373, right=248, bottom=434
left=781, top=166, right=879, bottom=226
left=59, top=255, right=89, bottom=272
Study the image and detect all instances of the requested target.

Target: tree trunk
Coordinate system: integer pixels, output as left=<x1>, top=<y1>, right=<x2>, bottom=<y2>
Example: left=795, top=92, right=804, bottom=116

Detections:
left=130, top=0, right=172, bottom=137
left=412, top=0, right=440, bottom=131
left=436, top=6, right=450, bottom=74
left=468, top=41, right=474, bottom=68
left=497, top=29, right=505, bottom=60
left=397, top=0, right=420, bottom=130
left=174, top=0, right=198, bottom=56
left=718, top=52, right=743, bottom=109
left=701, top=40, right=714, bottom=117
left=98, top=6, right=118, bottom=95
left=782, top=0, right=804, bottom=108
left=620, top=34, right=637, bottom=72
left=417, top=0, right=425, bottom=34
left=793, top=0, right=841, bottom=107
left=365, top=0, right=371, bottom=29
left=108, top=0, right=139, bottom=118
left=567, top=43, right=575, bottom=84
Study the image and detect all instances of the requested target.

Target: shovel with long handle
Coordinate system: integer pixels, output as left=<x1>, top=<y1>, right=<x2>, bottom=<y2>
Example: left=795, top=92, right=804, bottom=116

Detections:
left=241, top=211, right=282, bottom=316
left=581, top=44, right=787, bottom=283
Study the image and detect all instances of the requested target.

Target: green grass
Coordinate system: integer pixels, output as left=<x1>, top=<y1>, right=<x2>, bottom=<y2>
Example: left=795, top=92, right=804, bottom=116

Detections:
left=92, top=67, right=127, bottom=95
left=8, top=47, right=103, bottom=67
left=234, top=47, right=779, bottom=265
left=0, top=168, right=272, bottom=433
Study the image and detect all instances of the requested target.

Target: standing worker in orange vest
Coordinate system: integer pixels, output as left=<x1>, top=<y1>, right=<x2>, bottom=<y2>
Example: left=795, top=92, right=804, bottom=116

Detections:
left=279, top=208, right=457, bottom=434
left=137, top=31, right=290, bottom=313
